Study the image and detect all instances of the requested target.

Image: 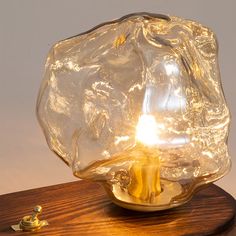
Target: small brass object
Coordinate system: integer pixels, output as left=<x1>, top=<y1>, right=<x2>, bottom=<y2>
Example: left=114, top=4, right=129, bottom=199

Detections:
left=11, top=205, right=49, bottom=232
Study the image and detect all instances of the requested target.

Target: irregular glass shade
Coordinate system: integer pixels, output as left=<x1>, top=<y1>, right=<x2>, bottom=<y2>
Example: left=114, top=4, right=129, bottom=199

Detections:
left=37, top=13, right=231, bottom=211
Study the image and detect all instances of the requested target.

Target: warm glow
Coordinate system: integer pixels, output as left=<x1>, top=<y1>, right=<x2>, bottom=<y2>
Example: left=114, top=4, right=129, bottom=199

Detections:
left=136, top=114, right=159, bottom=146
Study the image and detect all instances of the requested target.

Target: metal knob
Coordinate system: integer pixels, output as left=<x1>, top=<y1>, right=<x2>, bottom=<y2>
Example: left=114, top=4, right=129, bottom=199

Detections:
left=11, top=205, right=49, bottom=232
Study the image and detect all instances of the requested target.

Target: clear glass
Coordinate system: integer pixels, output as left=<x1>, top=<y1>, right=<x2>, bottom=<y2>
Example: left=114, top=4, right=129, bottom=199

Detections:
left=36, top=13, right=231, bottom=211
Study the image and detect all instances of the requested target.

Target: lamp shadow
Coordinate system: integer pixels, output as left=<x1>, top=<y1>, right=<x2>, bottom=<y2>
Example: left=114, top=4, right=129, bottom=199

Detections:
left=103, top=202, right=185, bottom=234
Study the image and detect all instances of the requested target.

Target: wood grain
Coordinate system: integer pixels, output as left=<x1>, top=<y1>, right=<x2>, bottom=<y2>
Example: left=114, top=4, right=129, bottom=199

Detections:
left=0, top=181, right=235, bottom=236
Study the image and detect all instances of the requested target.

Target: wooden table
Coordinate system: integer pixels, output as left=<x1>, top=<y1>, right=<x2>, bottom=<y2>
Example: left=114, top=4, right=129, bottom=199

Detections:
left=0, top=181, right=235, bottom=235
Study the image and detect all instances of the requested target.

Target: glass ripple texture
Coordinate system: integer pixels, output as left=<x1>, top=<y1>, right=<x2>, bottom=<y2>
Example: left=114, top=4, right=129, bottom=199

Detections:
left=36, top=13, right=231, bottom=211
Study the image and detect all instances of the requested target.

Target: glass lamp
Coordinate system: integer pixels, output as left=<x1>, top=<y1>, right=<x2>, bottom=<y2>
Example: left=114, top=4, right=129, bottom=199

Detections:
left=36, top=13, right=231, bottom=211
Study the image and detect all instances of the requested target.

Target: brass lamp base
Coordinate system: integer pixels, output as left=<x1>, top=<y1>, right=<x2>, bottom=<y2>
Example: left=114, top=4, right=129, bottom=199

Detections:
left=104, top=180, right=183, bottom=212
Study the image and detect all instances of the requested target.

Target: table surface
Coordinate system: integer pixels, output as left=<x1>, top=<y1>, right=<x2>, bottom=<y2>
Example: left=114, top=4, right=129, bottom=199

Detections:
left=0, top=180, right=235, bottom=236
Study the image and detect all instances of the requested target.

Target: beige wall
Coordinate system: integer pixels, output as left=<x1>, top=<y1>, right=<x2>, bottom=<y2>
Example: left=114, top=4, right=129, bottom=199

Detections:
left=0, top=0, right=235, bottom=197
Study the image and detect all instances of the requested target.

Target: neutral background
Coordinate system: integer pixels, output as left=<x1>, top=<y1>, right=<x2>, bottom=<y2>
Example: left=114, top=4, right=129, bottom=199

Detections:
left=0, top=0, right=235, bottom=197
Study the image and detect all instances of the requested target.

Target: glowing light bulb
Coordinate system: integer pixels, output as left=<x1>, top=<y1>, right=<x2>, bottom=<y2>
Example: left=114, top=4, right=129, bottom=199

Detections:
left=136, top=114, right=159, bottom=146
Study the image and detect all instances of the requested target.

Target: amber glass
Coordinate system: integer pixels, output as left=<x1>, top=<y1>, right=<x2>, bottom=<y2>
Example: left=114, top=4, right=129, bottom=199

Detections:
left=37, top=13, right=231, bottom=211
